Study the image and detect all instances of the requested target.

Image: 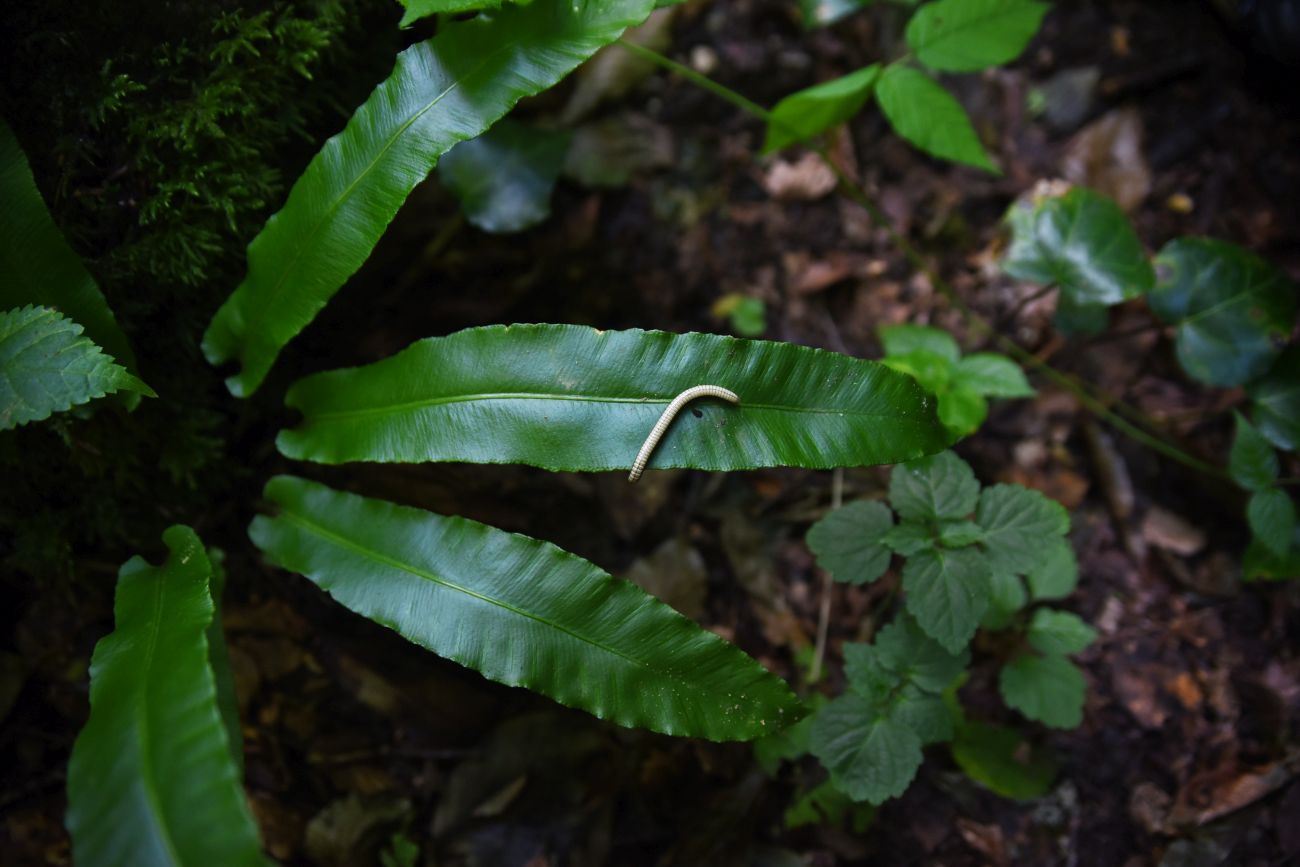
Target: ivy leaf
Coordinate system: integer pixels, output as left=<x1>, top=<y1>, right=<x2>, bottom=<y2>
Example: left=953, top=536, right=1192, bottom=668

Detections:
left=202, top=0, right=656, bottom=397
left=879, top=323, right=961, bottom=364
left=66, top=527, right=267, bottom=867
left=1, top=306, right=154, bottom=431
left=906, top=0, right=1049, bottom=73
left=1248, top=489, right=1297, bottom=559
left=1026, top=608, right=1096, bottom=655
left=764, top=65, right=880, bottom=153
left=952, top=353, right=1035, bottom=397
left=976, top=484, right=1069, bottom=577
left=278, top=325, right=949, bottom=472
left=1025, top=537, right=1078, bottom=600
left=807, top=500, right=894, bottom=585
left=1149, top=238, right=1296, bottom=387
left=903, top=545, right=991, bottom=653
left=1002, top=187, right=1153, bottom=306
left=890, top=450, right=980, bottom=523
left=1249, top=346, right=1300, bottom=451
left=0, top=119, right=138, bottom=377
left=439, top=120, right=571, bottom=234
left=251, top=476, right=804, bottom=741
left=876, top=65, right=997, bottom=172
left=951, top=721, right=1057, bottom=800
left=881, top=522, right=935, bottom=556
left=809, top=693, right=924, bottom=805
left=874, top=613, right=969, bottom=692
left=1229, top=412, right=1279, bottom=492
left=999, top=653, right=1086, bottom=729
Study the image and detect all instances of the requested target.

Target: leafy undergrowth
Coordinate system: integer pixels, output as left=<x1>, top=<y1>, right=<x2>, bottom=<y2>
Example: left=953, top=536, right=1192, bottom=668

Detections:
left=3, top=1, right=1300, bottom=866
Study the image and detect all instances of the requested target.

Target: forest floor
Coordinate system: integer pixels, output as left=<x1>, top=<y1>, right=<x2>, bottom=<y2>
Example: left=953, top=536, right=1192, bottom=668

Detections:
left=3, top=1, right=1300, bottom=865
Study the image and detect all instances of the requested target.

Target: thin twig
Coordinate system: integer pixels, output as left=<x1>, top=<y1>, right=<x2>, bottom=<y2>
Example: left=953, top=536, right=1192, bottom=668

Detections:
left=809, top=467, right=844, bottom=684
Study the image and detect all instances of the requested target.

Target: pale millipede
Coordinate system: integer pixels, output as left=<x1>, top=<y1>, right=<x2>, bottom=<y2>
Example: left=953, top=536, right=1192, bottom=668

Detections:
left=628, top=385, right=740, bottom=482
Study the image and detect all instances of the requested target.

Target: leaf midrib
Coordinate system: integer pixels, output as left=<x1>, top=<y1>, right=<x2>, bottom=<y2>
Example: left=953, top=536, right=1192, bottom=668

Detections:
left=135, top=574, right=186, bottom=865
left=299, top=390, right=922, bottom=422
left=280, top=509, right=670, bottom=677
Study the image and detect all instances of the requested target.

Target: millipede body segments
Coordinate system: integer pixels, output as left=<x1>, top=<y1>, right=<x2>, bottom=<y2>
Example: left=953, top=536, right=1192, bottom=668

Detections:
left=628, top=385, right=740, bottom=482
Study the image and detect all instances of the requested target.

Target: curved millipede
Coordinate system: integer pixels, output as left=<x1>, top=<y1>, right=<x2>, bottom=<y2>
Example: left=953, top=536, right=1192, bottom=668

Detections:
left=628, top=385, right=740, bottom=482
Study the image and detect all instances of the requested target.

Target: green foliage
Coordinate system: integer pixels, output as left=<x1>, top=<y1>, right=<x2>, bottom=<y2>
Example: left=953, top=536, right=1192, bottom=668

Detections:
left=1149, top=238, right=1296, bottom=387
left=1230, top=412, right=1279, bottom=491
left=0, top=119, right=136, bottom=375
left=728, top=296, right=768, bottom=336
left=1002, top=186, right=1154, bottom=309
left=398, top=0, right=506, bottom=28
left=951, top=720, right=1056, bottom=799
left=0, top=306, right=153, bottom=430
left=276, top=324, right=950, bottom=471
left=906, top=0, right=1047, bottom=72
left=1249, top=346, right=1300, bottom=451
left=999, top=652, right=1087, bottom=728
left=250, top=476, right=804, bottom=740
left=1248, top=490, right=1297, bottom=560
left=876, top=65, right=996, bottom=171
left=763, top=65, right=880, bottom=153
left=880, top=323, right=1033, bottom=437
left=66, top=527, right=266, bottom=867
left=808, top=501, right=894, bottom=584
left=765, top=0, right=1045, bottom=169
left=439, top=119, right=572, bottom=233
left=203, top=0, right=656, bottom=397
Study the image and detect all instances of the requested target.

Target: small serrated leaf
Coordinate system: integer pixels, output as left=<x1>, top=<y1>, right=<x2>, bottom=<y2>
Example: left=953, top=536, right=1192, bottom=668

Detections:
left=874, top=614, right=970, bottom=692
left=891, top=450, right=980, bottom=523
left=1026, top=608, right=1096, bottom=655
left=810, top=693, right=924, bottom=805
left=893, top=685, right=953, bottom=745
left=999, top=653, right=1086, bottom=729
left=903, top=545, right=991, bottom=653
left=1025, top=537, right=1078, bottom=600
left=807, top=500, right=894, bottom=585
left=977, top=484, right=1069, bottom=577
left=938, top=520, right=985, bottom=548
left=0, top=305, right=153, bottom=430
left=983, top=568, right=1028, bottom=629
left=882, top=522, right=935, bottom=556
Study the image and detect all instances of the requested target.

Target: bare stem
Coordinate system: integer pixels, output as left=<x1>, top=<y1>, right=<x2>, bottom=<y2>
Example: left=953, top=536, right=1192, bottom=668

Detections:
left=809, top=467, right=845, bottom=684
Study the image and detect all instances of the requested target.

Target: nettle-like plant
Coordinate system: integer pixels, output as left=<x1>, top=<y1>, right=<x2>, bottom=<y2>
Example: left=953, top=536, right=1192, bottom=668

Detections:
left=1002, top=183, right=1300, bottom=576
left=1, top=0, right=974, bottom=861
left=755, top=450, right=1092, bottom=817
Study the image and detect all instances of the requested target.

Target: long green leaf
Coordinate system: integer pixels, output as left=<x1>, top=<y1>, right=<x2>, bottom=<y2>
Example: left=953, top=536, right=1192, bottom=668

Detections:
left=0, top=118, right=137, bottom=375
left=66, top=526, right=266, bottom=867
left=277, top=324, right=949, bottom=471
left=1, top=305, right=153, bottom=430
left=202, top=0, right=655, bottom=396
left=252, top=476, right=804, bottom=740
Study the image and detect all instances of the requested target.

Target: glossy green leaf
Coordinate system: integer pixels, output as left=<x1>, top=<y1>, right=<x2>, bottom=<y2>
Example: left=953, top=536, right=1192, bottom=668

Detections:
left=999, top=652, right=1086, bottom=729
left=807, top=500, right=894, bottom=585
left=976, top=483, right=1069, bottom=577
left=1, top=306, right=153, bottom=430
left=0, top=118, right=137, bottom=376
left=1229, top=412, right=1278, bottom=492
left=890, top=450, right=980, bottom=523
left=202, top=0, right=655, bottom=396
left=953, top=353, right=1035, bottom=397
left=763, top=64, right=880, bottom=153
left=66, top=526, right=266, bottom=867
left=903, top=545, right=991, bottom=653
left=951, top=720, right=1057, bottom=799
left=876, top=65, right=996, bottom=172
left=1026, top=608, right=1096, bottom=655
left=439, top=119, right=571, bottom=234
left=206, top=551, right=243, bottom=770
left=1149, top=238, right=1295, bottom=387
left=879, top=324, right=960, bottom=364
left=398, top=0, right=503, bottom=29
left=810, top=692, right=924, bottom=804
left=251, top=476, right=804, bottom=740
left=1025, top=537, right=1078, bottom=600
left=1249, top=489, right=1297, bottom=559
left=278, top=324, right=949, bottom=471
left=1249, top=345, right=1300, bottom=451
left=1002, top=187, right=1153, bottom=306
left=906, top=0, right=1048, bottom=72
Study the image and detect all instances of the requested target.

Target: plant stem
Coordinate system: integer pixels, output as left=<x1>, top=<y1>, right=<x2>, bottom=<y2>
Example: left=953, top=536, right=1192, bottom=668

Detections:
left=622, top=41, right=1231, bottom=483
left=809, top=466, right=845, bottom=685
